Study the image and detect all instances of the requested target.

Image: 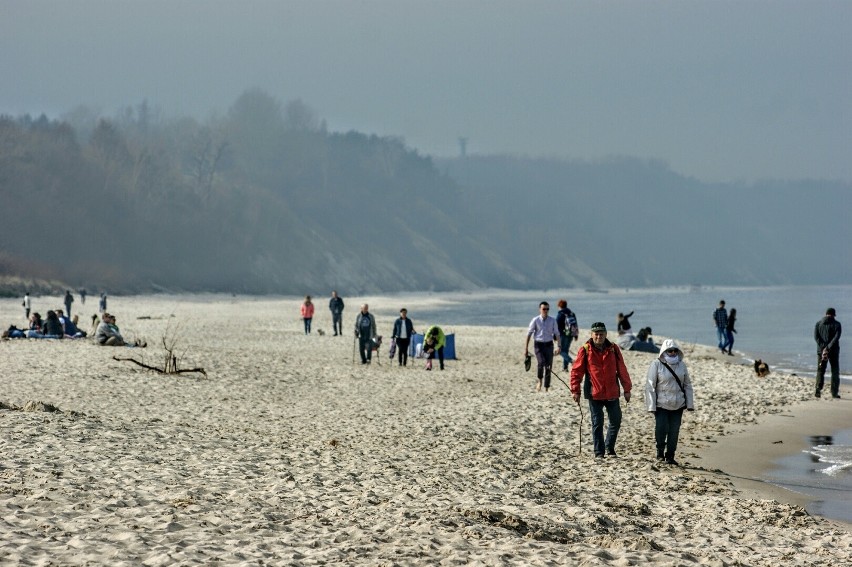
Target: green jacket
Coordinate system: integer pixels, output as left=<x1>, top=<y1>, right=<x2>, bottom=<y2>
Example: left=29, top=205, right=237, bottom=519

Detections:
left=424, top=326, right=446, bottom=349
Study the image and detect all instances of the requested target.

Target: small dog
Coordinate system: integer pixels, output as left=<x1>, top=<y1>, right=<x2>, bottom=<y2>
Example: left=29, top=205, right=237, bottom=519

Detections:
left=317, top=329, right=325, bottom=336
left=754, top=359, right=770, bottom=378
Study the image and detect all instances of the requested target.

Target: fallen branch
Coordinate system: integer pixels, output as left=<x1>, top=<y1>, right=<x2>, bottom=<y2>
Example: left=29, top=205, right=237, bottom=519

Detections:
left=112, top=356, right=207, bottom=377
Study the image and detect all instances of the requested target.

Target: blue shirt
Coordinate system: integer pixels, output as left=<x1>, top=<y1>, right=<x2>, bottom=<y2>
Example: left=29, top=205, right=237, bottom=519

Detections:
left=528, top=315, right=560, bottom=342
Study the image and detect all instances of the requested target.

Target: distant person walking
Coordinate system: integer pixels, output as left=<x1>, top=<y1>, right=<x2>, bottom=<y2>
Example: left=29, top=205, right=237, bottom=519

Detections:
left=723, top=308, right=737, bottom=355
left=391, top=308, right=416, bottom=367
left=79, top=289, right=87, bottom=305
left=99, top=293, right=108, bottom=314
left=814, top=308, right=842, bottom=399
left=300, top=295, right=315, bottom=335
left=329, top=290, right=345, bottom=336
left=713, top=300, right=728, bottom=353
left=64, top=290, right=74, bottom=319
left=22, top=291, right=31, bottom=320
left=645, top=339, right=695, bottom=465
left=354, top=304, right=377, bottom=364
left=525, top=301, right=560, bottom=392
left=570, top=322, right=632, bottom=458
left=556, top=299, right=579, bottom=370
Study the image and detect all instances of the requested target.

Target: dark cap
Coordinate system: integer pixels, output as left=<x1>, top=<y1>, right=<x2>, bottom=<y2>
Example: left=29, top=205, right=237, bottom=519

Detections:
left=826, top=307, right=836, bottom=316
left=591, top=322, right=607, bottom=333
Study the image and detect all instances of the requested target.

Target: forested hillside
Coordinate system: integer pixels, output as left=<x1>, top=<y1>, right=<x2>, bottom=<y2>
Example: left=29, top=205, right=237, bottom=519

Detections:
left=1, top=89, right=849, bottom=294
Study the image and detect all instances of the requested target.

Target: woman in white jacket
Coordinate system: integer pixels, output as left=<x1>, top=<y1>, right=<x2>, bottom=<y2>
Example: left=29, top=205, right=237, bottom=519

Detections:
left=645, top=338, right=695, bottom=465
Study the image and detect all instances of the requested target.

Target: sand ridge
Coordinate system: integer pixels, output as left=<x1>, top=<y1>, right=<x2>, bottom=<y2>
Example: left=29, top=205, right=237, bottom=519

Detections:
left=1, top=294, right=850, bottom=565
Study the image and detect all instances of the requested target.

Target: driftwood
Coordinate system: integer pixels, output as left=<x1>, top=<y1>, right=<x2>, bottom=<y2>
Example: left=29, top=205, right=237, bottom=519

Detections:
left=113, top=318, right=207, bottom=378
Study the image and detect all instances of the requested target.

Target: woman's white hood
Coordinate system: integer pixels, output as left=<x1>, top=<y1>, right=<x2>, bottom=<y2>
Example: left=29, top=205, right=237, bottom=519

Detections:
left=659, top=338, right=683, bottom=359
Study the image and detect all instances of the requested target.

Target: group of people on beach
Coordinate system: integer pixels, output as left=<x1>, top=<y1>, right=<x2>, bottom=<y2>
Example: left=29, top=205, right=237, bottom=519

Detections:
left=5, top=291, right=144, bottom=348
left=299, top=291, right=448, bottom=370
left=525, top=300, right=694, bottom=464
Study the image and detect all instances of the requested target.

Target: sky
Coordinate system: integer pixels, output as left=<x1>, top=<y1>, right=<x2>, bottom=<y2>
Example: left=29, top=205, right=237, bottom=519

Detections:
left=2, top=0, right=850, bottom=183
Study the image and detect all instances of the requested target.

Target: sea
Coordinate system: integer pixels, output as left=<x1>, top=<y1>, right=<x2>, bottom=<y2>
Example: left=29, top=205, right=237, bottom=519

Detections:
left=408, top=283, right=852, bottom=522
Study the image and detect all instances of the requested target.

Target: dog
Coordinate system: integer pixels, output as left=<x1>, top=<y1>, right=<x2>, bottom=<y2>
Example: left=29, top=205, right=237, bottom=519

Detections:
left=754, top=359, right=770, bottom=378
left=317, top=329, right=325, bottom=336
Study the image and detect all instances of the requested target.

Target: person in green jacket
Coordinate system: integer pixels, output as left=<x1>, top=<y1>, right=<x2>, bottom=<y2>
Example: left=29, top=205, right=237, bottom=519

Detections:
left=423, top=325, right=446, bottom=371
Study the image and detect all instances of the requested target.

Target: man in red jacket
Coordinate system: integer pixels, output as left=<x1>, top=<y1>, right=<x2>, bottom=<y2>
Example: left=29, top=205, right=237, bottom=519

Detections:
left=571, top=321, right=632, bottom=458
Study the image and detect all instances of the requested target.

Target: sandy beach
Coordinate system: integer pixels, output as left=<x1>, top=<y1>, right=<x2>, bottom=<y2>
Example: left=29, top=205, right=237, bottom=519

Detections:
left=1, top=293, right=850, bottom=566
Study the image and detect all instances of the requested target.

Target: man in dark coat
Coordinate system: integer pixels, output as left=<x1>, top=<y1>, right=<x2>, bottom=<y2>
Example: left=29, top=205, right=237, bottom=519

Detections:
left=814, top=307, right=842, bottom=399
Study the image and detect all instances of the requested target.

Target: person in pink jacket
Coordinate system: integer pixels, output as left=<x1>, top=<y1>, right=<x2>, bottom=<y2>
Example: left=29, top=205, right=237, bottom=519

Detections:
left=570, top=321, right=632, bottom=458
left=300, top=296, right=315, bottom=335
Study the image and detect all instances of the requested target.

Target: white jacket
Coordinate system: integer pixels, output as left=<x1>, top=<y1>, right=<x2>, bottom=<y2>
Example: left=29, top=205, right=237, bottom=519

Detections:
left=645, top=338, right=695, bottom=412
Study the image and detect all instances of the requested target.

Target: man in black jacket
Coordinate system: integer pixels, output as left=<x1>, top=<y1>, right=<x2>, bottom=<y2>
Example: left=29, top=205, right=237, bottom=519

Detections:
left=329, top=291, right=345, bottom=336
left=814, top=307, right=842, bottom=399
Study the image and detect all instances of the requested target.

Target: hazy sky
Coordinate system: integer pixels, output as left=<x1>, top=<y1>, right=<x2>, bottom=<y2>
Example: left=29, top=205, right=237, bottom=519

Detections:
left=2, top=0, right=850, bottom=182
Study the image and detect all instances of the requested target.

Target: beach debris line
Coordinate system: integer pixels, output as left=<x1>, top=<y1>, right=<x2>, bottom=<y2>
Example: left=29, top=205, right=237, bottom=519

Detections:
left=113, top=318, right=207, bottom=378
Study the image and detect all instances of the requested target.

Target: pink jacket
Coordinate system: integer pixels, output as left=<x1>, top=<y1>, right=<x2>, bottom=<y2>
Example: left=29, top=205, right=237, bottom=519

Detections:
left=300, top=303, right=315, bottom=318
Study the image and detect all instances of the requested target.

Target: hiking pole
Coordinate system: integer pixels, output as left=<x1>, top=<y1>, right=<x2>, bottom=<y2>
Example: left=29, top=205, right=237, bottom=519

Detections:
left=352, top=333, right=357, bottom=365
left=552, top=368, right=583, bottom=456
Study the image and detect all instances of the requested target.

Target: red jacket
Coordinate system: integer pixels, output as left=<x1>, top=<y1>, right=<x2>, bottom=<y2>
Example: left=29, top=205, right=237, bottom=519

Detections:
left=570, top=339, right=632, bottom=400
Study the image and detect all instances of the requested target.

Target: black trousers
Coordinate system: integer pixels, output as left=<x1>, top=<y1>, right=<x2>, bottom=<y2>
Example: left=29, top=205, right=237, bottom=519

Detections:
left=534, top=341, right=554, bottom=388
left=396, top=337, right=411, bottom=365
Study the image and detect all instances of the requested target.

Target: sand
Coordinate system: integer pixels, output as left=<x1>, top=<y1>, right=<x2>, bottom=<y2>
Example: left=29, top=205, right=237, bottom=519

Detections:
left=1, top=293, right=850, bottom=566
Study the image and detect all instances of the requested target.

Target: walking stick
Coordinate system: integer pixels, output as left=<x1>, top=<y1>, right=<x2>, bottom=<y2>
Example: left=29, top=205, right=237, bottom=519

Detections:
left=352, top=333, right=357, bottom=365
left=552, top=368, right=584, bottom=456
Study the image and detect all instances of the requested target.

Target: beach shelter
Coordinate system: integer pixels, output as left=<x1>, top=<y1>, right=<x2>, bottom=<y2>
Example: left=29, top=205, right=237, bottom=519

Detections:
left=409, top=333, right=457, bottom=359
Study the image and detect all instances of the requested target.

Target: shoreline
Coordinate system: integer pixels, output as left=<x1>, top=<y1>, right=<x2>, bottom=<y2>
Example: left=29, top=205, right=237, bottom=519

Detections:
left=698, top=391, right=852, bottom=529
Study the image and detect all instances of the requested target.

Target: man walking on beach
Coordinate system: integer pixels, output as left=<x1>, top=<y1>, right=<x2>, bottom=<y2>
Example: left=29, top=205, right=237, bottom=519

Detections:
left=354, top=304, right=377, bottom=364
left=329, top=291, right=345, bottom=336
left=64, top=290, right=74, bottom=319
left=570, top=322, right=632, bottom=458
left=22, top=291, right=31, bottom=320
left=713, top=300, right=728, bottom=354
left=814, top=307, right=842, bottom=399
left=525, top=301, right=560, bottom=392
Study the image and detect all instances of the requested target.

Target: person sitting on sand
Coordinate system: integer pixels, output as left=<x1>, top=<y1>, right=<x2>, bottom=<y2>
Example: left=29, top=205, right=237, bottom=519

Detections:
left=56, top=309, right=86, bottom=338
left=423, top=325, right=446, bottom=371
left=645, top=339, right=695, bottom=465
left=96, top=313, right=145, bottom=347
left=41, top=310, right=64, bottom=339
left=617, top=311, right=634, bottom=335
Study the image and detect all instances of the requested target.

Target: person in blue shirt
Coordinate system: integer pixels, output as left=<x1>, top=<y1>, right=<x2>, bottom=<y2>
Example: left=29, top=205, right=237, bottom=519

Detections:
left=524, top=301, right=561, bottom=392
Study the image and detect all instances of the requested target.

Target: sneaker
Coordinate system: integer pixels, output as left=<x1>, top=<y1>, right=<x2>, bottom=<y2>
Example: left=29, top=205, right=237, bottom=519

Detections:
left=607, top=450, right=617, bottom=457
left=815, top=391, right=822, bottom=398
left=595, top=454, right=605, bottom=459
left=665, top=458, right=680, bottom=466
left=832, top=394, right=841, bottom=399
left=656, top=455, right=665, bottom=461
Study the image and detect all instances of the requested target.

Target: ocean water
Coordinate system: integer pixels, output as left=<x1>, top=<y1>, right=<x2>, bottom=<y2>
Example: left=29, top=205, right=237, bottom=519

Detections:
left=408, top=284, right=851, bottom=380
left=769, top=428, right=852, bottom=524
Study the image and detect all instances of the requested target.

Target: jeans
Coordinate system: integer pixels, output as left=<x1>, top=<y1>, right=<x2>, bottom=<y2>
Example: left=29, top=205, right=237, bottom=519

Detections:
left=716, top=327, right=726, bottom=350
left=332, top=313, right=342, bottom=335
left=303, top=317, right=312, bottom=334
left=588, top=398, right=622, bottom=456
left=723, top=329, right=734, bottom=352
left=534, top=341, right=554, bottom=388
left=358, top=334, right=373, bottom=363
left=816, top=349, right=840, bottom=397
left=655, top=407, right=684, bottom=459
left=559, top=334, right=574, bottom=369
